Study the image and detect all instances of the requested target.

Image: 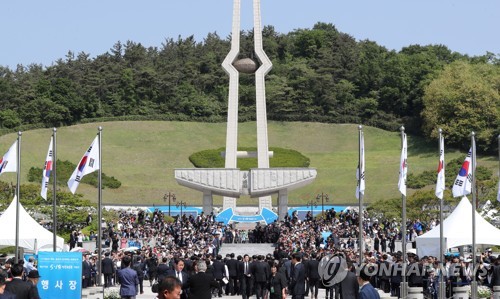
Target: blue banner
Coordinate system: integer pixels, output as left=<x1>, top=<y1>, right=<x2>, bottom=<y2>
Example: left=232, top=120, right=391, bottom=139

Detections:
left=215, top=207, right=278, bottom=224
left=37, top=252, right=82, bottom=299
left=128, top=240, right=142, bottom=248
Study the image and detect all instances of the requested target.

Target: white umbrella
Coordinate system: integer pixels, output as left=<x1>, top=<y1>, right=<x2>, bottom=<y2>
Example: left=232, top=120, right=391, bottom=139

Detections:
left=70, top=247, right=90, bottom=254
left=120, top=246, right=139, bottom=252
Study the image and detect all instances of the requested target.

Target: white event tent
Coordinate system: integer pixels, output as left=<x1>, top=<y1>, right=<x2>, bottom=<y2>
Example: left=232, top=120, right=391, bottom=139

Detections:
left=416, top=197, right=500, bottom=257
left=0, top=197, right=64, bottom=251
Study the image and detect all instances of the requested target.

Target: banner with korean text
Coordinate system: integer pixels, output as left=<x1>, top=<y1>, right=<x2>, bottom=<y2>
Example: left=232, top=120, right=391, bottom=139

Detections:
left=37, top=252, right=82, bottom=299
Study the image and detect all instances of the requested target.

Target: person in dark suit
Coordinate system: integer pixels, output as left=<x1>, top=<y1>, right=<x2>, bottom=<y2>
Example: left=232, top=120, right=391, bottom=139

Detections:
left=157, top=257, right=171, bottom=285
left=252, top=255, right=270, bottom=299
left=376, top=254, right=390, bottom=294
left=117, top=255, right=139, bottom=299
left=146, top=255, right=158, bottom=286
left=0, top=269, right=15, bottom=299
left=306, top=252, right=320, bottom=299
left=187, top=260, right=219, bottom=299
left=269, top=262, right=287, bottom=299
left=491, top=256, right=500, bottom=287
left=82, top=254, right=92, bottom=288
left=290, top=253, right=306, bottom=299
left=357, top=264, right=380, bottom=299
left=390, top=255, right=403, bottom=298
left=212, top=255, right=228, bottom=297
left=407, top=254, right=424, bottom=289
left=239, top=254, right=253, bottom=299
left=166, top=258, right=189, bottom=299
left=4, top=264, right=32, bottom=299
left=69, top=231, right=77, bottom=251
left=132, top=256, right=145, bottom=295
left=102, top=252, right=115, bottom=288
left=26, top=270, right=41, bottom=299
left=339, top=263, right=359, bottom=299
left=226, top=253, right=239, bottom=296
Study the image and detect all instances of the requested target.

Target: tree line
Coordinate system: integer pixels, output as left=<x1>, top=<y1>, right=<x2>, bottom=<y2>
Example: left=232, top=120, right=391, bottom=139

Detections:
left=0, top=22, right=498, bottom=152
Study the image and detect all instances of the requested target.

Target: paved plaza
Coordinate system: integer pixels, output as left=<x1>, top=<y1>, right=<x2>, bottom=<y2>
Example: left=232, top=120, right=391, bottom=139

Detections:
left=85, top=284, right=330, bottom=299
left=82, top=243, right=332, bottom=299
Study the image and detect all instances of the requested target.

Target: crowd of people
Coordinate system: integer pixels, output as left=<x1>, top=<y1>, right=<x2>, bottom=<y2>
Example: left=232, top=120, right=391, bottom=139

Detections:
left=0, top=257, right=42, bottom=299
left=2, top=206, right=500, bottom=299
left=68, top=207, right=499, bottom=298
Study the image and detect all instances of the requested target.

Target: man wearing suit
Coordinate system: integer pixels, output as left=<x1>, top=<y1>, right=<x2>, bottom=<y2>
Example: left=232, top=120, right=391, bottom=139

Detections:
left=306, top=252, right=320, bottom=299
left=0, top=270, right=14, bottom=298
left=491, top=256, right=500, bottom=287
left=212, top=255, right=228, bottom=297
left=117, top=255, right=139, bottom=299
left=102, top=252, right=115, bottom=288
left=339, top=263, right=359, bottom=299
left=187, top=261, right=219, bottom=299
left=357, top=264, right=380, bottom=299
left=390, top=255, right=403, bottom=298
left=156, top=257, right=171, bottom=284
left=132, top=256, right=145, bottom=295
left=26, top=270, right=41, bottom=299
left=252, top=255, right=270, bottom=299
left=290, top=253, right=306, bottom=299
left=225, top=253, right=239, bottom=296
left=166, top=258, right=189, bottom=299
left=239, top=254, right=253, bottom=299
left=4, top=264, right=32, bottom=299
left=376, top=254, right=390, bottom=294
left=82, top=254, right=92, bottom=288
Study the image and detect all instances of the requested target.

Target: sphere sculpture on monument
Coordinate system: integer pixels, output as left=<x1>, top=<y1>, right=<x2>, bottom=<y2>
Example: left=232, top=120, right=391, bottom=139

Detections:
left=233, top=58, right=259, bottom=73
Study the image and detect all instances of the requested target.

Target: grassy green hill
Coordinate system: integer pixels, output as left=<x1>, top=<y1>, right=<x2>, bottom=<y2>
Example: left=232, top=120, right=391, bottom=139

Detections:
left=0, top=121, right=495, bottom=206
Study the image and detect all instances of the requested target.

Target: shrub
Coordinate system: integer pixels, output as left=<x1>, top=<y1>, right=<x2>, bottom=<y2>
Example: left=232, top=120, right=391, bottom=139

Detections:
left=189, top=147, right=310, bottom=170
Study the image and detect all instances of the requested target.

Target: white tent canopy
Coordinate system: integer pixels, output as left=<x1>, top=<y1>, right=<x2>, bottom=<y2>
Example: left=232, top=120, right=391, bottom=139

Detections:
left=416, top=197, right=500, bottom=257
left=0, top=197, right=64, bottom=251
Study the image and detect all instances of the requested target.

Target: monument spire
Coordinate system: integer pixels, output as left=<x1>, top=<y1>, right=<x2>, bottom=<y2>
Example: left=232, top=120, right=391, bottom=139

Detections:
left=175, top=0, right=317, bottom=222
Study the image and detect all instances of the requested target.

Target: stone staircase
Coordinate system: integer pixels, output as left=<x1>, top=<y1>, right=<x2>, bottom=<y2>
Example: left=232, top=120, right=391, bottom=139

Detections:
left=82, top=286, right=103, bottom=299
left=219, top=243, right=275, bottom=257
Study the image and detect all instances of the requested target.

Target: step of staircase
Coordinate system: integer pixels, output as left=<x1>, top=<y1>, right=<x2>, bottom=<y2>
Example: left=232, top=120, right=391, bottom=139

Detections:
left=219, top=243, right=275, bottom=257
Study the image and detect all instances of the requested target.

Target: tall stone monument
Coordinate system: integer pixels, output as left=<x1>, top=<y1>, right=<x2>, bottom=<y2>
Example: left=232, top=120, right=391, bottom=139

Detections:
left=174, top=0, right=317, bottom=221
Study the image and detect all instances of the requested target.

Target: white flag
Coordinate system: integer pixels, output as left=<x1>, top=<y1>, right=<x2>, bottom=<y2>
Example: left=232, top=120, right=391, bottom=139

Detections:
left=398, top=133, right=407, bottom=196
left=0, top=140, right=18, bottom=176
left=67, top=136, right=100, bottom=194
left=356, top=132, right=365, bottom=199
left=435, top=135, right=445, bottom=199
left=41, top=137, right=53, bottom=200
left=452, top=145, right=475, bottom=198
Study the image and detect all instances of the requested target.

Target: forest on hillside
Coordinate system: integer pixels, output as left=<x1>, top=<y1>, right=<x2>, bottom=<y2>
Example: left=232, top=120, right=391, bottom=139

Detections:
left=0, top=23, right=499, bottom=152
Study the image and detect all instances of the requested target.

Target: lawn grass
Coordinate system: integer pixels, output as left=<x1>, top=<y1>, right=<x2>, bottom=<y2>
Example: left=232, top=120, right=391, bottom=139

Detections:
left=0, top=121, right=496, bottom=206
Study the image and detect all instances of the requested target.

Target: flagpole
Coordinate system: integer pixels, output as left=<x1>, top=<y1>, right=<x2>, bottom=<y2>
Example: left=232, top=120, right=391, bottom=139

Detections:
left=438, top=128, right=446, bottom=299
left=400, top=126, right=408, bottom=299
left=15, top=131, right=22, bottom=262
left=471, top=132, right=477, bottom=299
left=97, top=127, right=103, bottom=288
left=52, top=128, right=57, bottom=252
left=358, top=125, right=364, bottom=264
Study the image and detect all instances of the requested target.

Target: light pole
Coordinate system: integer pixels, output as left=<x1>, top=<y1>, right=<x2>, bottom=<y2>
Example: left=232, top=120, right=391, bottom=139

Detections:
left=316, top=192, right=329, bottom=216
left=163, top=192, right=176, bottom=217
left=176, top=200, right=187, bottom=221
left=306, top=199, right=317, bottom=220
